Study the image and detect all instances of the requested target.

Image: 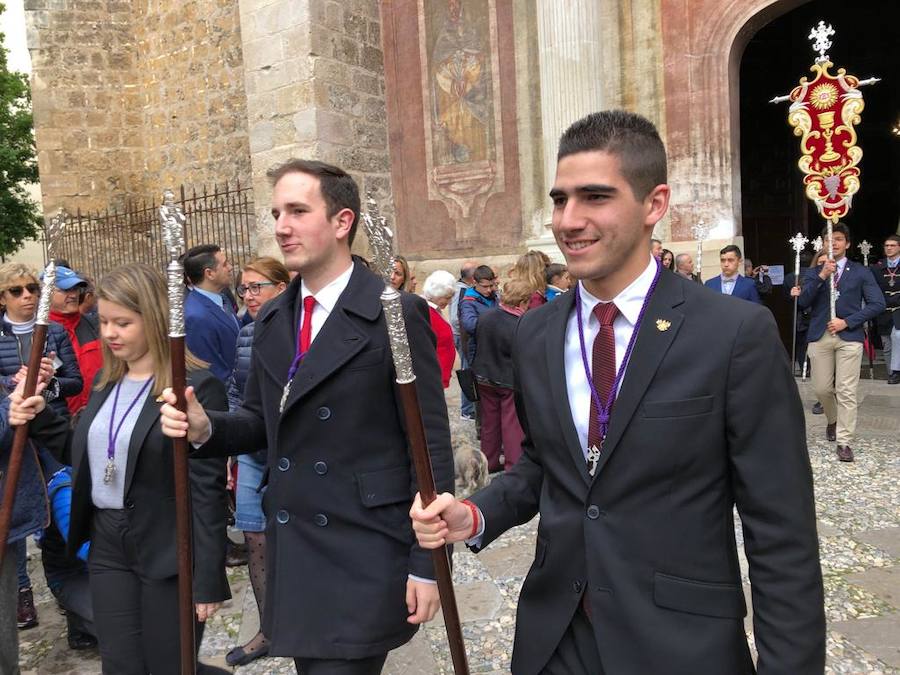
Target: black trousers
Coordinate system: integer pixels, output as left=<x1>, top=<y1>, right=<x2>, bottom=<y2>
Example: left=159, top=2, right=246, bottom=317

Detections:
left=294, top=653, right=387, bottom=674
left=89, top=509, right=205, bottom=675
left=541, top=606, right=604, bottom=675
left=49, top=572, right=96, bottom=638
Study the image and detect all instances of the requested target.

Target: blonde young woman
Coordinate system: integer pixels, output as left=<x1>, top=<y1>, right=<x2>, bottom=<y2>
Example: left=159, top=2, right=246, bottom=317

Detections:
left=511, top=250, right=551, bottom=310
left=9, top=264, right=230, bottom=675
left=225, top=257, right=289, bottom=667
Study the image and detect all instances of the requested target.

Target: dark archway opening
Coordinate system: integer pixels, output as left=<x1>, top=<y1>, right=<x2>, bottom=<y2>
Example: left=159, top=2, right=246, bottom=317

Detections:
left=739, top=0, right=899, bottom=354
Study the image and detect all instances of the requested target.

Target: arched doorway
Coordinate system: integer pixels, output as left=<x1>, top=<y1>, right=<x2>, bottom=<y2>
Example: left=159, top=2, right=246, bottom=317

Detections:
left=738, top=0, right=900, bottom=350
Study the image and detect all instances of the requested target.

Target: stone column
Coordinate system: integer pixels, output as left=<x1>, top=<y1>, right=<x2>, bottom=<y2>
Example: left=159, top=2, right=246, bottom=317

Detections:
left=526, top=0, right=606, bottom=259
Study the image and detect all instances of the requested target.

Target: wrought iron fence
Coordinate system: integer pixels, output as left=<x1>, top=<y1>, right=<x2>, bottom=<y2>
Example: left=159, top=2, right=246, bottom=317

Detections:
left=46, top=181, right=257, bottom=283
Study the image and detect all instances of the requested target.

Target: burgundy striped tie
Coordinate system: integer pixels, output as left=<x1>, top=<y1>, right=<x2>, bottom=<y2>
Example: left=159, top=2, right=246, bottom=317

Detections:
left=587, top=302, right=619, bottom=454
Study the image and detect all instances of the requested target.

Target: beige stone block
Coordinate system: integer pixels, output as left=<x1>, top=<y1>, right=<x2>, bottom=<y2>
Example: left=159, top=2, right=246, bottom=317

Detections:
left=252, top=0, right=309, bottom=38
left=243, top=35, right=285, bottom=71
left=249, top=121, right=276, bottom=152
left=35, top=128, right=64, bottom=151
left=275, top=81, right=313, bottom=115
left=317, top=110, right=352, bottom=144
left=313, top=57, right=348, bottom=84
left=343, top=11, right=367, bottom=41
left=291, top=108, right=317, bottom=143
left=255, top=62, right=295, bottom=93
left=279, top=22, right=311, bottom=55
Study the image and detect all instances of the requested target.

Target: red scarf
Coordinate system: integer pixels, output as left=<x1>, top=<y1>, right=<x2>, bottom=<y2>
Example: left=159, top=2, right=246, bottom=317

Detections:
left=500, top=302, right=525, bottom=318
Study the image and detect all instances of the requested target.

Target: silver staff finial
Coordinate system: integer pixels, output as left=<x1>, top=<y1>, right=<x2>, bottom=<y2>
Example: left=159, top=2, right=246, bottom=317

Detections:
left=789, top=232, right=809, bottom=254
left=362, top=192, right=396, bottom=285
left=46, top=208, right=68, bottom=262
left=808, top=21, right=835, bottom=62
left=812, top=236, right=824, bottom=253
left=858, top=240, right=872, bottom=266
left=159, top=189, right=187, bottom=338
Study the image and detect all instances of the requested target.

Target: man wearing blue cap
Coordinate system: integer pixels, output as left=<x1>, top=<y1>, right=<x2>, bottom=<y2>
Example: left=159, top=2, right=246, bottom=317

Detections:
left=48, top=265, right=102, bottom=415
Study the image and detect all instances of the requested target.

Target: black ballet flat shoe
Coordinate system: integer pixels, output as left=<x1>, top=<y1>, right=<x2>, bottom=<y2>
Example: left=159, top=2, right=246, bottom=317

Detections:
left=225, top=643, right=270, bottom=667
left=67, top=632, right=98, bottom=650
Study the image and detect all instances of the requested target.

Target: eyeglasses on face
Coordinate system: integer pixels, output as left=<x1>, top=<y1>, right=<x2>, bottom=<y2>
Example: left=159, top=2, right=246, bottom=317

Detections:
left=2, top=283, right=41, bottom=298
left=237, top=281, right=276, bottom=298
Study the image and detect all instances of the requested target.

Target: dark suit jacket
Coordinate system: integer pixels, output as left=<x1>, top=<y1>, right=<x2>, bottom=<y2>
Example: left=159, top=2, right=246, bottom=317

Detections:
left=194, top=262, right=454, bottom=659
left=28, top=370, right=230, bottom=603
left=469, top=271, right=824, bottom=674
left=798, top=261, right=885, bottom=342
left=869, top=259, right=900, bottom=332
left=185, top=289, right=240, bottom=382
left=704, top=274, right=762, bottom=304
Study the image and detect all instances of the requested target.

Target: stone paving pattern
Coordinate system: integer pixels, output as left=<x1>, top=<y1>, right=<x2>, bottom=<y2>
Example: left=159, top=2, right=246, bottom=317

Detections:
left=17, top=379, right=900, bottom=674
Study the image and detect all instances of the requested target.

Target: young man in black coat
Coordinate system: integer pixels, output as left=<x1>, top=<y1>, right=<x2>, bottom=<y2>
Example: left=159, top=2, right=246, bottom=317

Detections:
left=161, top=160, right=453, bottom=674
left=412, top=110, right=824, bottom=674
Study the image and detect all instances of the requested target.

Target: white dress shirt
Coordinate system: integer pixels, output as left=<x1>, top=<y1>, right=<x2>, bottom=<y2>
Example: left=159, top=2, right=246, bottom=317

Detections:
left=468, top=257, right=658, bottom=545
left=720, top=274, right=738, bottom=295
left=564, top=257, right=658, bottom=461
left=299, top=262, right=355, bottom=343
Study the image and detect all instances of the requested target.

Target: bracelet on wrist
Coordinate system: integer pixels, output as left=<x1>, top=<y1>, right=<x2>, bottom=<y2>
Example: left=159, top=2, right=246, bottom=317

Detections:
left=460, top=499, right=479, bottom=540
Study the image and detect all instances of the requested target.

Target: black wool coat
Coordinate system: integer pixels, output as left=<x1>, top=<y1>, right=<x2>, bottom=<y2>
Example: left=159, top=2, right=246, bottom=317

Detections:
left=470, top=270, right=825, bottom=675
left=196, top=262, right=454, bottom=660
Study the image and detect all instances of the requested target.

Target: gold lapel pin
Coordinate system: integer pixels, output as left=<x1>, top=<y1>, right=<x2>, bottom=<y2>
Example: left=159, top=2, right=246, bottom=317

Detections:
left=656, top=319, right=671, bottom=332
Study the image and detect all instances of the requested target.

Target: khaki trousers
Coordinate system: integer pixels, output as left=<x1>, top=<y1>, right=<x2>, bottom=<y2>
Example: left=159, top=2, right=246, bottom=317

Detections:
left=808, top=331, right=863, bottom=445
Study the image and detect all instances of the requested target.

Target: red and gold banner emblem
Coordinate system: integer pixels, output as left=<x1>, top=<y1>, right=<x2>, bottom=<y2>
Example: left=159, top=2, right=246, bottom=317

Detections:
left=787, top=48, right=864, bottom=223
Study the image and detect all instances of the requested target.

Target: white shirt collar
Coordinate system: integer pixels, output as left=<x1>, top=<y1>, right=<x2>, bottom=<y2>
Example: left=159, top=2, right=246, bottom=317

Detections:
left=300, top=261, right=354, bottom=312
left=721, top=273, right=739, bottom=283
left=577, top=256, right=657, bottom=328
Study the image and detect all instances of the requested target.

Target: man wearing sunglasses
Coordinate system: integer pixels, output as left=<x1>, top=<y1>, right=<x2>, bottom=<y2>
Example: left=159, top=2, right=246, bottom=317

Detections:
left=46, top=266, right=102, bottom=415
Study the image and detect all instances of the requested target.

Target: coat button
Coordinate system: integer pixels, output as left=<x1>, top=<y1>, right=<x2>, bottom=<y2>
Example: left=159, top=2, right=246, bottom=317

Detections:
left=125, top=500, right=135, bottom=510
left=316, top=406, right=331, bottom=420
left=278, top=457, right=290, bottom=471
left=573, top=580, right=583, bottom=594
left=276, top=510, right=289, bottom=524
left=314, top=513, right=329, bottom=527
left=314, top=461, right=328, bottom=475
left=587, top=505, right=600, bottom=520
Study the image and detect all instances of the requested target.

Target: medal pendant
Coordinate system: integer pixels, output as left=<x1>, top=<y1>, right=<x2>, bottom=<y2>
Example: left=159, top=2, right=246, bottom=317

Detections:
left=103, top=459, right=116, bottom=484
left=834, top=290, right=841, bottom=301
left=279, top=381, right=292, bottom=414
left=587, top=444, right=601, bottom=477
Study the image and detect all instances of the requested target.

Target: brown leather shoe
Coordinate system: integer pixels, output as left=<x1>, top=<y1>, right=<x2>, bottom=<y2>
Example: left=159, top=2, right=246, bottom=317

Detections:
left=836, top=445, right=854, bottom=462
left=826, top=423, right=836, bottom=442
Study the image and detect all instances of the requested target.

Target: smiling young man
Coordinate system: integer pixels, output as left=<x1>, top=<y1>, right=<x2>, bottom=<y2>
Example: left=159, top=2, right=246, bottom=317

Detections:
left=159, top=159, right=453, bottom=674
left=411, top=110, right=824, bottom=674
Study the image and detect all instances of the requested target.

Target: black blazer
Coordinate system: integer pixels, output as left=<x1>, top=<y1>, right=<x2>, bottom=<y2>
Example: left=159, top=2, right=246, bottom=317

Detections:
left=29, top=369, right=230, bottom=604
left=470, top=271, right=825, bottom=674
left=471, top=306, right=519, bottom=388
left=195, top=262, right=454, bottom=660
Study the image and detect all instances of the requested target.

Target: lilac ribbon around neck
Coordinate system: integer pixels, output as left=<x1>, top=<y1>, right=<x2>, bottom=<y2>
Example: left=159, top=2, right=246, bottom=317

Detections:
left=107, top=377, right=155, bottom=464
left=575, top=259, right=663, bottom=443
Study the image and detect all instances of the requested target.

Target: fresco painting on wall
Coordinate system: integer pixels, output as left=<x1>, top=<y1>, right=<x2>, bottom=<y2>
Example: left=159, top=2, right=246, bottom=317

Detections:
left=419, top=0, right=505, bottom=239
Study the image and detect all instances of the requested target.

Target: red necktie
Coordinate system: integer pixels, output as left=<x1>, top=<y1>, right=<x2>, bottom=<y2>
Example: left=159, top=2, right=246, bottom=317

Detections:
left=587, top=302, right=619, bottom=451
left=300, top=295, right=316, bottom=353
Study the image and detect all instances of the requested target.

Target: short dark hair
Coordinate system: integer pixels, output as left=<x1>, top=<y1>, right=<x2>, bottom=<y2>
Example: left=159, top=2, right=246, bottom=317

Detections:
left=557, top=110, right=667, bottom=199
left=267, top=159, right=361, bottom=246
left=719, top=244, right=742, bottom=259
left=820, top=222, right=850, bottom=242
left=183, top=244, right=221, bottom=285
left=884, top=234, right=900, bottom=245
left=650, top=238, right=662, bottom=246
left=545, top=263, right=567, bottom=284
left=473, top=265, right=495, bottom=283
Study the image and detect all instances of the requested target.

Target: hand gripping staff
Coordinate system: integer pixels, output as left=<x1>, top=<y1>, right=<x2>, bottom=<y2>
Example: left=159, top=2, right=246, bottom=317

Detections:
left=362, top=196, right=469, bottom=675
left=160, top=190, right=197, bottom=674
left=0, top=211, right=67, bottom=567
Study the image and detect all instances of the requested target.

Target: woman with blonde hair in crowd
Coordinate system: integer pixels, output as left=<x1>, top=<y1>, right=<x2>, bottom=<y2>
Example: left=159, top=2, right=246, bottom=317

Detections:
left=225, top=256, right=290, bottom=666
left=389, top=255, right=417, bottom=293
left=8, top=263, right=230, bottom=674
left=470, top=278, right=532, bottom=472
left=511, top=250, right=551, bottom=310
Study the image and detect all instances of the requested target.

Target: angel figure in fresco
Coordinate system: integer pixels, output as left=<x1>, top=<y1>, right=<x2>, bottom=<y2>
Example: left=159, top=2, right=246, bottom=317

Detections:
left=431, top=0, right=491, bottom=165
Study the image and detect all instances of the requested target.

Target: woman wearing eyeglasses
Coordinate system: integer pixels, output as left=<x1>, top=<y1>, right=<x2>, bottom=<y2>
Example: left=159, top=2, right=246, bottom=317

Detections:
left=0, top=263, right=83, bottom=419
left=225, top=257, right=290, bottom=667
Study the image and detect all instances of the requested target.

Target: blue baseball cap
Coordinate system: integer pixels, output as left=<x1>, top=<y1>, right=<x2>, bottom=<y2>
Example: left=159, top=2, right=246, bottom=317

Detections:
left=41, top=266, right=87, bottom=290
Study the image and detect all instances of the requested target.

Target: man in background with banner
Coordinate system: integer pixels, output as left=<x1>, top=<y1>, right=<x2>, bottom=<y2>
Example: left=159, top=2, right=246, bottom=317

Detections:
left=798, top=223, right=884, bottom=462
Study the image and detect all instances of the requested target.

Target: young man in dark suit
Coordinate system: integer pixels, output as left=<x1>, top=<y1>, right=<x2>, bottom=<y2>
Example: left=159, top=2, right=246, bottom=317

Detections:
left=183, top=244, right=239, bottom=382
left=798, top=223, right=885, bottom=461
left=160, top=160, right=453, bottom=674
left=412, top=110, right=824, bottom=674
left=870, top=234, right=900, bottom=384
left=704, top=245, right=762, bottom=303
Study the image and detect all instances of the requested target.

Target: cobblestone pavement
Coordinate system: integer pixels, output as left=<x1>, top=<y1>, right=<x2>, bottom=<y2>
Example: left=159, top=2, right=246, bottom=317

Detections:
left=16, top=379, right=900, bottom=674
